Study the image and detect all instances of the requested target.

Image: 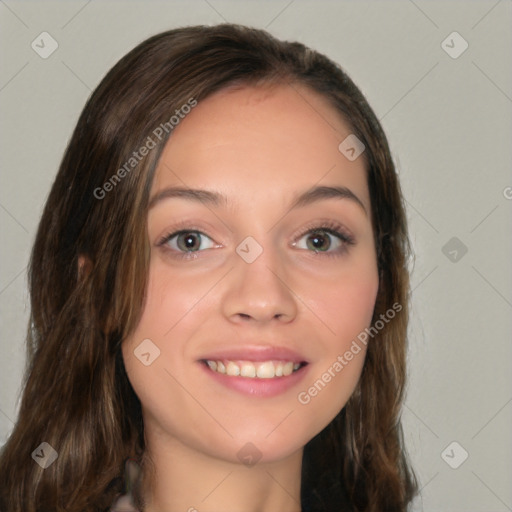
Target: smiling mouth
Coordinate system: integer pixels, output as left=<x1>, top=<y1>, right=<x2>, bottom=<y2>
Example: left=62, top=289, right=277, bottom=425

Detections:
left=202, top=359, right=308, bottom=379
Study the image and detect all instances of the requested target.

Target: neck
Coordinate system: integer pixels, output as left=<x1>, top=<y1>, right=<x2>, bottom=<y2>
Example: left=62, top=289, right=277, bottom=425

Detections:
left=140, top=432, right=303, bottom=512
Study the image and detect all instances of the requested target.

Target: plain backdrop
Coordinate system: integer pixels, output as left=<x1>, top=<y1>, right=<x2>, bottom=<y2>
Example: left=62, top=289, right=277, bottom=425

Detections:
left=1, top=1, right=511, bottom=510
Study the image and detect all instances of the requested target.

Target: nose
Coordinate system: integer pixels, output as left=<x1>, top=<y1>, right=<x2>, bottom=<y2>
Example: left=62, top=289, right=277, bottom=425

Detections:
left=221, top=242, right=298, bottom=324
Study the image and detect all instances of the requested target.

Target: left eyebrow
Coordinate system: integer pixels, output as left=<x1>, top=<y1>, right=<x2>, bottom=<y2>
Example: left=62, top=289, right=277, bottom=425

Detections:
left=290, top=185, right=367, bottom=216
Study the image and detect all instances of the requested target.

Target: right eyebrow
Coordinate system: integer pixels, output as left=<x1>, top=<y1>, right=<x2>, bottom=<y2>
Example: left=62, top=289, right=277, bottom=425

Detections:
left=148, top=187, right=226, bottom=210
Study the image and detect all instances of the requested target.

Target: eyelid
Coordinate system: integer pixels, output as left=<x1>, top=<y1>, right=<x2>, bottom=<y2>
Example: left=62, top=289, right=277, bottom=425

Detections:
left=291, top=220, right=355, bottom=244
left=156, top=229, right=221, bottom=261
left=154, top=216, right=224, bottom=259
left=155, top=218, right=220, bottom=246
left=157, top=229, right=221, bottom=252
left=157, top=228, right=213, bottom=247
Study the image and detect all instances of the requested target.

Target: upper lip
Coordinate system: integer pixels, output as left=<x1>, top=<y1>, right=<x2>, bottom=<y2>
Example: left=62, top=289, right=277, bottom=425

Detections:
left=199, top=346, right=308, bottom=364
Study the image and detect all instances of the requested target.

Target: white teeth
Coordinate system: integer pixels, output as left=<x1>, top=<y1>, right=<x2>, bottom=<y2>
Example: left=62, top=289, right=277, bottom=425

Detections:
left=205, top=359, right=302, bottom=379
left=282, top=362, right=294, bottom=376
left=240, top=364, right=256, bottom=377
left=256, top=361, right=275, bottom=379
left=226, top=361, right=240, bottom=376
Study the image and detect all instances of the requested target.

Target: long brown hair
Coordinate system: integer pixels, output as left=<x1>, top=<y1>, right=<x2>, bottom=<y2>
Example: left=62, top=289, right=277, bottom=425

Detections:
left=0, top=24, right=417, bottom=511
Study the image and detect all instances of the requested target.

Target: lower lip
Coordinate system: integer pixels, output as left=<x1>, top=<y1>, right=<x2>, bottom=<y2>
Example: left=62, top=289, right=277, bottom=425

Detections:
left=199, top=362, right=309, bottom=398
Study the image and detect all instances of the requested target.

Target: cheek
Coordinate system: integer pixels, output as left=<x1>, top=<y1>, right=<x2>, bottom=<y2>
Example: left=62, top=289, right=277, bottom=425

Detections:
left=121, top=263, right=190, bottom=405
left=324, top=278, right=378, bottom=340
left=292, top=255, right=378, bottom=427
left=128, top=258, right=215, bottom=341
left=121, top=258, right=223, bottom=419
left=308, top=256, right=379, bottom=348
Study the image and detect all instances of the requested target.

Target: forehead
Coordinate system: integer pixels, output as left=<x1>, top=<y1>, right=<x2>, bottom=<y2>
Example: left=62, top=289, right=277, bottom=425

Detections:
left=152, top=83, right=370, bottom=213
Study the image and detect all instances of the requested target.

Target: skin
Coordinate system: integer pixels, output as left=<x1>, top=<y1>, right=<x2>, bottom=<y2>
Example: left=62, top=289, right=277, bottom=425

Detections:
left=122, top=83, right=379, bottom=512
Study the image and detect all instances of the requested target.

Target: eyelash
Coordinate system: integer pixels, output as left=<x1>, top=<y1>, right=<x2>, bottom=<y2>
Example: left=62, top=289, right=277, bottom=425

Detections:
left=156, top=220, right=355, bottom=260
left=293, top=220, right=355, bottom=258
left=156, top=221, right=214, bottom=260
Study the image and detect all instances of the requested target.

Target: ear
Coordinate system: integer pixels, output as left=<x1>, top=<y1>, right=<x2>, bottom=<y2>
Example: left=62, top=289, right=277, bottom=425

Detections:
left=77, top=255, right=92, bottom=279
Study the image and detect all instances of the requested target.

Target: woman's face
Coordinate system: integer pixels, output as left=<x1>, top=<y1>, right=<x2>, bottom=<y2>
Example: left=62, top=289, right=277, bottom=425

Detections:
left=122, top=84, right=379, bottom=465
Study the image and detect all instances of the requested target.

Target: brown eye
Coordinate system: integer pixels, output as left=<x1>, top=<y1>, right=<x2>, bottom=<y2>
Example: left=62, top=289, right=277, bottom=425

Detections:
left=305, top=231, right=333, bottom=252
left=295, top=228, right=346, bottom=253
left=164, top=231, right=215, bottom=252
left=177, top=232, right=202, bottom=251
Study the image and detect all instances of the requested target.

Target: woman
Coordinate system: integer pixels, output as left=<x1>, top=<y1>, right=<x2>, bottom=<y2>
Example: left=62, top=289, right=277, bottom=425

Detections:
left=0, top=24, right=417, bottom=511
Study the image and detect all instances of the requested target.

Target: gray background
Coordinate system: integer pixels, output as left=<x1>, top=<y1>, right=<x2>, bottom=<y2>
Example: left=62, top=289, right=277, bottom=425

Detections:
left=1, top=1, right=511, bottom=510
